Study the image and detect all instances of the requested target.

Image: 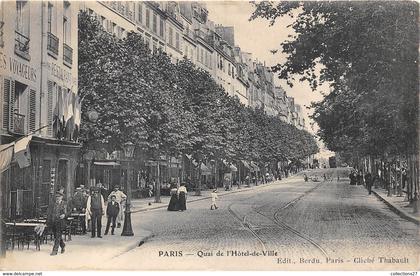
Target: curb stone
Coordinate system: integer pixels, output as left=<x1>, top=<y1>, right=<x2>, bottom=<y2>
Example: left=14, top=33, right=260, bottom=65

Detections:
left=372, top=190, right=419, bottom=225
left=110, top=231, right=154, bottom=260
left=131, top=174, right=305, bottom=213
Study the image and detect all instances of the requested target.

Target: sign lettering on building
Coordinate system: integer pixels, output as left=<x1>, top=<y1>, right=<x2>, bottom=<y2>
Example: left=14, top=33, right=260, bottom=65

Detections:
left=48, top=62, right=73, bottom=86
left=0, top=52, right=37, bottom=82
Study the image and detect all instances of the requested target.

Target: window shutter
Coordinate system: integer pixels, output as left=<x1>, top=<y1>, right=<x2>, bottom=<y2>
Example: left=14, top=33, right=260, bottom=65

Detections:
left=47, top=80, right=53, bottom=135
left=3, top=79, right=15, bottom=131
left=27, top=89, right=36, bottom=132
left=0, top=77, right=5, bottom=128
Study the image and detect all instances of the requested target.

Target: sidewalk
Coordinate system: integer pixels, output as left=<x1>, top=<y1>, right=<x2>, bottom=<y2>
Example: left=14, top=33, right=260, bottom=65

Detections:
left=130, top=172, right=307, bottom=212
left=371, top=186, right=420, bottom=225
left=0, top=213, right=152, bottom=270
left=0, top=172, right=306, bottom=270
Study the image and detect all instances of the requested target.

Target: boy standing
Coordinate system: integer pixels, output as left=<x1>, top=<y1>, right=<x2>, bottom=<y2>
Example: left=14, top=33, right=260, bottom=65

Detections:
left=210, top=189, right=218, bottom=210
left=105, top=195, right=120, bottom=235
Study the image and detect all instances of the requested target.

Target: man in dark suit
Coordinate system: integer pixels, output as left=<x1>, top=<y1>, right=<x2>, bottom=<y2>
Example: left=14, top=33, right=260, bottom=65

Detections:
left=48, top=191, right=67, bottom=256
left=365, top=172, right=373, bottom=195
left=105, top=195, right=120, bottom=235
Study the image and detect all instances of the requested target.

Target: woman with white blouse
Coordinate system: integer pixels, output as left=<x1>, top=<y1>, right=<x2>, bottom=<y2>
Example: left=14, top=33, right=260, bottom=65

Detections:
left=177, top=183, right=188, bottom=211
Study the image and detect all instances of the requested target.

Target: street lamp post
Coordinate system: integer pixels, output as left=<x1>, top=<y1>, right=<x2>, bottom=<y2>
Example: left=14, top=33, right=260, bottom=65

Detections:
left=121, top=141, right=135, bottom=236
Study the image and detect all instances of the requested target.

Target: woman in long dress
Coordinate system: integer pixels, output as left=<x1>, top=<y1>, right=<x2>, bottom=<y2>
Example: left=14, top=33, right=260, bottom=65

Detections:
left=167, top=185, right=179, bottom=211
left=177, top=183, right=187, bottom=211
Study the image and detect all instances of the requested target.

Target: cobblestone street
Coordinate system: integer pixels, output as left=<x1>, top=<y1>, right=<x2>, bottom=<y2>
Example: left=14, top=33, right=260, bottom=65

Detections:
left=108, top=168, right=419, bottom=270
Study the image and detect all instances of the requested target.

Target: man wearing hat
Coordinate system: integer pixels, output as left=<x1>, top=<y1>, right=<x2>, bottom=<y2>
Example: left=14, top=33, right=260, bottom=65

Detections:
left=48, top=190, right=67, bottom=256
left=71, top=187, right=87, bottom=234
left=107, top=186, right=127, bottom=228
left=86, top=187, right=105, bottom=238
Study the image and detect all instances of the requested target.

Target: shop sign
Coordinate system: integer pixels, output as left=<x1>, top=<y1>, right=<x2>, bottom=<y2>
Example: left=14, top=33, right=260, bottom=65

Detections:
left=48, top=62, right=73, bottom=86
left=0, top=51, right=37, bottom=82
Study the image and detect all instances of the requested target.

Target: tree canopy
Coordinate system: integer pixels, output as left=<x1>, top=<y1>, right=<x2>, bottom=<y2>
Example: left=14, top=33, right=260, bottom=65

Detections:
left=78, top=11, right=319, bottom=172
left=251, top=1, right=418, bottom=158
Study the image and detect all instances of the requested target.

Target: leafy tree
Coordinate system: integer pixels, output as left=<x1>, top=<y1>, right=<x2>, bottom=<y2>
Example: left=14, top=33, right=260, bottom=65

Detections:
left=251, top=1, right=418, bottom=159
left=79, top=10, right=319, bottom=197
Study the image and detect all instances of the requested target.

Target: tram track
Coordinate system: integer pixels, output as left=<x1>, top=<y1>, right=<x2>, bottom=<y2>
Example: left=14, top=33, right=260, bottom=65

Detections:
left=226, top=180, right=329, bottom=258
left=227, top=203, right=267, bottom=251
left=254, top=181, right=329, bottom=258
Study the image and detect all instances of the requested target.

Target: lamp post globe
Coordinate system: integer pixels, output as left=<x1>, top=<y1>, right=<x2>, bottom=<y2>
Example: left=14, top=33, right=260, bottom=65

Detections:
left=121, top=141, right=135, bottom=236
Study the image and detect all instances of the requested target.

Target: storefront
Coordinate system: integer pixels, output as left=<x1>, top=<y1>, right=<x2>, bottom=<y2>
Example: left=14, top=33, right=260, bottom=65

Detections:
left=1, top=136, right=80, bottom=220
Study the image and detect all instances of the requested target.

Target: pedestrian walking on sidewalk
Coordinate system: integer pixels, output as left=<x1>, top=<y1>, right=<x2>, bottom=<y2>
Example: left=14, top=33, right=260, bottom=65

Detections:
left=167, top=184, right=179, bottom=211
left=177, top=183, right=187, bottom=211
left=87, top=187, right=105, bottom=238
left=48, top=191, right=67, bottom=256
left=349, top=171, right=356, bottom=185
left=357, top=171, right=363, bottom=186
left=365, top=172, right=373, bottom=195
left=105, top=195, right=120, bottom=235
left=210, top=189, right=218, bottom=210
left=108, top=186, right=127, bottom=228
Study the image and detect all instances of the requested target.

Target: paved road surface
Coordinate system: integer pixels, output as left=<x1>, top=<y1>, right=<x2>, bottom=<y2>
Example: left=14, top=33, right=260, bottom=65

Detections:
left=109, top=168, right=419, bottom=270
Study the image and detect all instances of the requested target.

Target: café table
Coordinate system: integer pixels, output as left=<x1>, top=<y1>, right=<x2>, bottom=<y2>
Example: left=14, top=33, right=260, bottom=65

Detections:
left=69, top=213, right=86, bottom=235
left=6, top=222, right=46, bottom=251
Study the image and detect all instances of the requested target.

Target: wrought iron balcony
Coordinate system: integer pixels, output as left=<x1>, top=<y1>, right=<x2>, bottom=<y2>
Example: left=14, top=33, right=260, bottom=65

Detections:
left=63, top=43, right=73, bottom=65
left=13, top=112, right=25, bottom=134
left=15, top=30, right=30, bottom=59
left=47, top=32, right=59, bottom=56
left=126, top=10, right=133, bottom=20
left=184, top=28, right=196, bottom=41
left=195, top=29, right=213, bottom=46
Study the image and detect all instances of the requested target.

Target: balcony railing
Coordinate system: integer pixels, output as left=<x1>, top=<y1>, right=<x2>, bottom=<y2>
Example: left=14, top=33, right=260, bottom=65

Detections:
left=195, top=29, right=213, bottom=47
left=47, top=32, right=59, bottom=56
left=184, top=28, right=196, bottom=41
left=13, top=112, right=25, bottom=134
left=15, top=30, right=30, bottom=59
left=63, top=43, right=73, bottom=65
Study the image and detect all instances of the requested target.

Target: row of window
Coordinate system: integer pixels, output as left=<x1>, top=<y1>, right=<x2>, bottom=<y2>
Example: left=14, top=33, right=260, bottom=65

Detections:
left=105, top=1, right=164, bottom=39
left=168, top=26, right=181, bottom=51
left=14, top=1, right=73, bottom=66
left=216, top=53, right=235, bottom=78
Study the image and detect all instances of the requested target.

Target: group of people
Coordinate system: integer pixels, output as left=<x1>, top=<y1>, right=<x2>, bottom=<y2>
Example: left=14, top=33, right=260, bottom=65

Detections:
left=349, top=170, right=374, bottom=195
left=167, top=183, right=220, bottom=211
left=47, top=184, right=128, bottom=256
left=167, top=183, right=188, bottom=211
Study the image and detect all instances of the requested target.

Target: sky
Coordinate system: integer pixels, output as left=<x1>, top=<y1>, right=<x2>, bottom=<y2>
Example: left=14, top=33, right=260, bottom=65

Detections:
left=206, top=1, right=327, bottom=133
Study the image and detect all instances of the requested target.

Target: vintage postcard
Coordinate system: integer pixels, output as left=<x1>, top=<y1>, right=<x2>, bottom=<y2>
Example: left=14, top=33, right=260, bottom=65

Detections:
left=0, top=0, right=418, bottom=273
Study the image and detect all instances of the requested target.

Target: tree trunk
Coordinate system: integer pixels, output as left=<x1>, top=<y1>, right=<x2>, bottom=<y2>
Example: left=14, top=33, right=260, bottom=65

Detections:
left=154, top=161, right=161, bottom=203
left=237, top=161, right=241, bottom=189
left=195, top=159, right=202, bottom=196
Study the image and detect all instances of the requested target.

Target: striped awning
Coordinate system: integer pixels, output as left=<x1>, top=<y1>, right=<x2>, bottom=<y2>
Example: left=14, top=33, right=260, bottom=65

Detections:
left=223, top=160, right=238, bottom=172
left=241, top=160, right=252, bottom=170
left=250, top=161, right=260, bottom=172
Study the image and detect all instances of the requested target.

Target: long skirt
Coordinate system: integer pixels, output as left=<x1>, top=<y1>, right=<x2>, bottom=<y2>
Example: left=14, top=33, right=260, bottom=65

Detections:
left=167, top=194, right=179, bottom=211
left=178, top=192, right=186, bottom=211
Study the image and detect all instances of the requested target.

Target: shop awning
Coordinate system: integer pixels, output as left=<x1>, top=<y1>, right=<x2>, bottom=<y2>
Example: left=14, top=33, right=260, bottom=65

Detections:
left=145, top=160, right=168, bottom=166
left=201, top=163, right=212, bottom=175
left=223, top=160, right=238, bottom=172
left=241, top=160, right=252, bottom=170
left=250, top=161, right=260, bottom=172
left=186, top=155, right=212, bottom=175
left=93, top=161, right=120, bottom=167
